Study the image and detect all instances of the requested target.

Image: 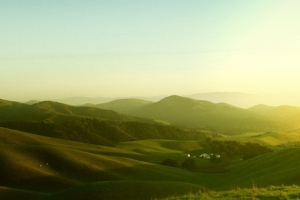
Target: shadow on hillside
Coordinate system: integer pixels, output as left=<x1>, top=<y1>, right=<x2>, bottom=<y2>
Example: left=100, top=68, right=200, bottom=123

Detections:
left=1, top=161, right=212, bottom=200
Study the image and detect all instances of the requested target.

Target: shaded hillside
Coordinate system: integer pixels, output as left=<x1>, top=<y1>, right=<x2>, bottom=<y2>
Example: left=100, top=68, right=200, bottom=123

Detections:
left=39, top=181, right=203, bottom=200
left=0, top=119, right=206, bottom=147
left=0, top=128, right=205, bottom=199
left=249, top=104, right=300, bottom=128
left=2, top=127, right=300, bottom=199
left=92, top=98, right=152, bottom=114
left=228, top=148, right=300, bottom=188
left=0, top=98, right=208, bottom=146
left=128, top=95, right=289, bottom=133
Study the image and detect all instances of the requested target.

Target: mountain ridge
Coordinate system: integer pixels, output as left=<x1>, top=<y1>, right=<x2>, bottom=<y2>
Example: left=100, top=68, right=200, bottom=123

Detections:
left=92, top=95, right=291, bottom=133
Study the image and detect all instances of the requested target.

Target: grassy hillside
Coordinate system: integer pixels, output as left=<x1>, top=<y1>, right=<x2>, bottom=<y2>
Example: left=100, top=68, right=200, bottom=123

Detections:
left=227, top=148, right=300, bottom=188
left=163, top=185, right=300, bottom=200
left=116, top=133, right=300, bottom=189
left=38, top=181, right=204, bottom=200
left=118, top=140, right=203, bottom=154
left=0, top=186, right=47, bottom=200
left=0, top=127, right=208, bottom=199
left=2, top=127, right=300, bottom=199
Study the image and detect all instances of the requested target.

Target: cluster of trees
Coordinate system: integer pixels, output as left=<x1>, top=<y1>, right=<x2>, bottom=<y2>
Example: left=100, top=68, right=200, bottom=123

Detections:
left=161, top=158, right=196, bottom=170
left=206, top=139, right=272, bottom=160
left=162, top=157, right=229, bottom=173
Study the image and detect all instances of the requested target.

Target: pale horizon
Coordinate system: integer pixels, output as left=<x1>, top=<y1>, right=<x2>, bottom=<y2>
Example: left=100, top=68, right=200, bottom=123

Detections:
left=1, top=1, right=300, bottom=104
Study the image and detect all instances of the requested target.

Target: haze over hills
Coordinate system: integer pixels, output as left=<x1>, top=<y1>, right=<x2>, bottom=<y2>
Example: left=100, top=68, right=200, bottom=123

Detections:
left=25, top=92, right=300, bottom=108
left=29, top=96, right=164, bottom=106
left=249, top=104, right=300, bottom=129
left=186, top=92, right=262, bottom=108
left=5, top=95, right=300, bottom=134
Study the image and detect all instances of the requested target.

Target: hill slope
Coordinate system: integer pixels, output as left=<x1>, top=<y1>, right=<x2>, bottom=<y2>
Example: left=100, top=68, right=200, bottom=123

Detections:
left=2, top=127, right=300, bottom=199
left=0, top=119, right=206, bottom=146
left=0, top=127, right=205, bottom=199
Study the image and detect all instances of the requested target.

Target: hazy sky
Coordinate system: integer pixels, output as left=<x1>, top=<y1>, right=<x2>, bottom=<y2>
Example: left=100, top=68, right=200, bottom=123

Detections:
left=1, top=0, right=300, bottom=102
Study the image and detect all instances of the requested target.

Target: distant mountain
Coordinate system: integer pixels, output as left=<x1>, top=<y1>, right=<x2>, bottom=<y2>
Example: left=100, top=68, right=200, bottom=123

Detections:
left=186, top=92, right=262, bottom=108
left=94, top=95, right=289, bottom=133
left=54, top=97, right=117, bottom=106
left=186, top=92, right=300, bottom=108
left=1, top=96, right=295, bottom=137
left=24, top=100, right=40, bottom=105
left=92, top=98, right=153, bottom=114
left=0, top=99, right=138, bottom=123
left=53, top=95, right=164, bottom=106
left=248, top=104, right=300, bottom=128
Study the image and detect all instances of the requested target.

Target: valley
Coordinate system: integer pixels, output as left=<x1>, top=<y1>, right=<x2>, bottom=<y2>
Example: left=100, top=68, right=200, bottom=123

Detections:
left=1, top=96, right=300, bottom=199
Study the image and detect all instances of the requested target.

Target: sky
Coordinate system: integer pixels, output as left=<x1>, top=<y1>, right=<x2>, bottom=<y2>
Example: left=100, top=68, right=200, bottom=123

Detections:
left=1, top=0, right=300, bottom=103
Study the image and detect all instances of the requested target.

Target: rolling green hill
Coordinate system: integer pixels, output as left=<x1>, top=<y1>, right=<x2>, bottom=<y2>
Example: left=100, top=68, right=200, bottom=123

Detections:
left=0, top=127, right=206, bottom=200
left=38, top=181, right=204, bottom=200
left=227, top=147, right=300, bottom=188
left=2, top=127, right=300, bottom=199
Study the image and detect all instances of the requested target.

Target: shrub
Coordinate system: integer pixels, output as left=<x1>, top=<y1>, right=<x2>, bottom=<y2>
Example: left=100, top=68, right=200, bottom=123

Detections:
left=182, top=158, right=197, bottom=170
left=161, top=158, right=178, bottom=167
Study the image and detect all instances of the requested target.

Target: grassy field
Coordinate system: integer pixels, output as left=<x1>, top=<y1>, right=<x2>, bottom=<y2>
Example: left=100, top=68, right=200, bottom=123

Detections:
left=2, top=127, right=300, bottom=199
left=163, top=185, right=300, bottom=200
left=0, top=127, right=207, bottom=199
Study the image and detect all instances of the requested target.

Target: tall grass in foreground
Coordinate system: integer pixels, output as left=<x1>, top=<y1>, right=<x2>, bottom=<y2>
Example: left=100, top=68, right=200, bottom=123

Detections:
left=162, top=185, right=300, bottom=200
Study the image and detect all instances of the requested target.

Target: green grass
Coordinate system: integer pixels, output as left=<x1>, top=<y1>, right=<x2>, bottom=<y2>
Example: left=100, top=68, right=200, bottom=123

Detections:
left=213, top=131, right=300, bottom=146
left=0, top=127, right=209, bottom=197
left=3, top=126, right=300, bottom=199
left=38, top=181, right=205, bottom=200
left=0, top=186, right=47, bottom=200
left=163, top=185, right=300, bottom=200
left=116, top=135, right=300, bottom=190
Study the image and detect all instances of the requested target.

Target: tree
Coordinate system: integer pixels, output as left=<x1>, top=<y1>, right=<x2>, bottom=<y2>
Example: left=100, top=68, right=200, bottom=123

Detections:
left=182, top=158, right=197, bottom=170
left=161, top=158, right=178, bottom=167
